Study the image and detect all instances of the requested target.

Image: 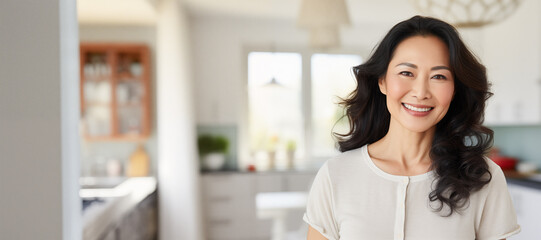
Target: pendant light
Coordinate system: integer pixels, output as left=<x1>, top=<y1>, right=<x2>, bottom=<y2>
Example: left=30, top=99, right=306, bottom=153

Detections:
left=410, top=0, right=523, bottom=28
left=263, top=43, right=283, bottom=88
left=297, top=0, right=351, bottom=49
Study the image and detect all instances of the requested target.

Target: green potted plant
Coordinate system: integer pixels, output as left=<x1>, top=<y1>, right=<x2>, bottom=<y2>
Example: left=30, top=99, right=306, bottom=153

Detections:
left=198, top=135, right=229, bottom=171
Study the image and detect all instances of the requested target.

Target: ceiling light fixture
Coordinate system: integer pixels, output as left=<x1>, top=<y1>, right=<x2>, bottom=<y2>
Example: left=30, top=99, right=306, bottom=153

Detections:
left=297, top=0, right=351, bottom=49
left=409, top=0, right=523, bottom=28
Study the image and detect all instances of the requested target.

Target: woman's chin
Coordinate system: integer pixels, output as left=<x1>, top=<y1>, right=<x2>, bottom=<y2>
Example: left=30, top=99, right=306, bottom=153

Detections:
left=400, top=122, right=436, bottom=134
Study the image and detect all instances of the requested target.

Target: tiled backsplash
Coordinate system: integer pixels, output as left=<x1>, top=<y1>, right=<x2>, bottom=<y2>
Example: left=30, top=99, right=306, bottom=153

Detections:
left=491, top=125, right=541, bottom=168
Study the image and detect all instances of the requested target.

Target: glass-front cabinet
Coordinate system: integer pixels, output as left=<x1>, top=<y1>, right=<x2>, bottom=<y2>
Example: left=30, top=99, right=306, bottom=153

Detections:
left=80, top=44, right=151, bottom=140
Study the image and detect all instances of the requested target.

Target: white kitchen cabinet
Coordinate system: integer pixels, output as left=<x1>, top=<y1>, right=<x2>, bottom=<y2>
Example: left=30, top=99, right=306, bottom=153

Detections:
left=200, top=171, right=316, bottom=240
left=256, top=173, right=284, bottom=192
left=507, top=183, right=541, bottom=239
left=284, top=172, right=316, bottom=192
left=201, top=174, right=257, bottom=240
left=482, top=0, right=541, bottom=125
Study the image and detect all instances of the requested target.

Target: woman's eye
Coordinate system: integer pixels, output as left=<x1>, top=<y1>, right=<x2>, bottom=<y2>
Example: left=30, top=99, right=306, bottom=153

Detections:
left=432, top=74, right=447, bottom=80
left=399, top=71, right=413, bottom=77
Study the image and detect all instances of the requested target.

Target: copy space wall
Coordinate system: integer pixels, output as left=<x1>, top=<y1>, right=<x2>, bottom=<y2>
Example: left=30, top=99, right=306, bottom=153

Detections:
left=0, top=0, right=81, bottom=239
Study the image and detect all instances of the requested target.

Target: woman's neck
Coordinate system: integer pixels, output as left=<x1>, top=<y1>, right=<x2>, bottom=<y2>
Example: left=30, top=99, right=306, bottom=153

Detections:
left=368, top=118, right=435, bottom=175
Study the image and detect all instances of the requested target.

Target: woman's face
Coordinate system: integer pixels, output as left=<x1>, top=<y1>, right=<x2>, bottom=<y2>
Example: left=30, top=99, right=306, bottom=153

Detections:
left=379, top=35, right=455, bottom=133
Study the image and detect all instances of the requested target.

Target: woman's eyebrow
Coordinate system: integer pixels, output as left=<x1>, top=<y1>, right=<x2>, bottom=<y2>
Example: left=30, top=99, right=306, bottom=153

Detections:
left=431, top=66, right=451, bottom=71
left=396, top=62, right=450, bottom=71
left=396, top=62, right=417, bottom=68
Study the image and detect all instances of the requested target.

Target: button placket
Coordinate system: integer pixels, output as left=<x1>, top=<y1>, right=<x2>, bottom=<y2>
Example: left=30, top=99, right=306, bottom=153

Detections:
left=394, top=177, right=409, bottom=240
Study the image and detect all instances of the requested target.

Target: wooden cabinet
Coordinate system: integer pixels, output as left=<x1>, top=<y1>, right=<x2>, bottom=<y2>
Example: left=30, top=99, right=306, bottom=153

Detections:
left=80, top=43, right=151, bottom=141
left=200, top=172, right=315, bottom=240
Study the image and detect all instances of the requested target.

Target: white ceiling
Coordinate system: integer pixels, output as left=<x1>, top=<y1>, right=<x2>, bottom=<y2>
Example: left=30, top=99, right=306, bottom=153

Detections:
left=183, top=0, right=419, bottom=24
left=78, top=0, right=419, bottom=25
left=78, top=0, right=158, bottom=25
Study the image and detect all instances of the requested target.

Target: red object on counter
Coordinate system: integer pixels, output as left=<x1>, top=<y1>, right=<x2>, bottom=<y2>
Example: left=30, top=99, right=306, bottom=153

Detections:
left=491, top=156, right=518, bottom=170
left=247, top=164, right=256, bottom=172
left=489, top=148, right=518, bottom=170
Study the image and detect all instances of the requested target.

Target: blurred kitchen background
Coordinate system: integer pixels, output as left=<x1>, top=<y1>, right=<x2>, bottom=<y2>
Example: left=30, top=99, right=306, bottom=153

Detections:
left=2, top=0, right=541, bottom=239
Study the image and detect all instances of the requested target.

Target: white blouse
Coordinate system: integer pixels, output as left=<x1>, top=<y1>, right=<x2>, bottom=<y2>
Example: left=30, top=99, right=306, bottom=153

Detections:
left=303, top=145, right=521, bottom=240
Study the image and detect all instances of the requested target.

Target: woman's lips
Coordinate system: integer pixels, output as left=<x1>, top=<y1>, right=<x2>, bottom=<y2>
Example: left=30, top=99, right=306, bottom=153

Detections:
left=402, top=103, right=434, bottom=116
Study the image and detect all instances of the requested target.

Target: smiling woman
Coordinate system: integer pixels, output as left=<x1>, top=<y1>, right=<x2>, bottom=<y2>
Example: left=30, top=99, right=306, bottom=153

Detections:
left=303, top=16, right=521, bottom=240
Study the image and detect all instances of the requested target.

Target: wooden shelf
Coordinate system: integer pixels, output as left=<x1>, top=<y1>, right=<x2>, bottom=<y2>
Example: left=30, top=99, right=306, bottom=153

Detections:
left=84, top=101, right=112, bottom=106
left=83, top=76, right=112, bottom=82
left=116, top=73, right=143, bottom=81
left=116, top=103, right=143, bottom=108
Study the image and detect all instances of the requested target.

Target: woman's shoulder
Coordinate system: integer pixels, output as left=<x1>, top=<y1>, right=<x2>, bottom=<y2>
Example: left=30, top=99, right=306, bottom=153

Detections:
left=327, top=145, right=367, bottom=163
left=323, top=145, right=370, bottom=176
left=479, top=156, right=509, bottom=192
left=484, top=156, right=506, bottom=179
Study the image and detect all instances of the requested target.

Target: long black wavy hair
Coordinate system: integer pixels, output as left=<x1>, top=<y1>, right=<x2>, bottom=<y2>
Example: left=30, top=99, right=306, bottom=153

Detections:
left=335, top=15, right=494, bottom=216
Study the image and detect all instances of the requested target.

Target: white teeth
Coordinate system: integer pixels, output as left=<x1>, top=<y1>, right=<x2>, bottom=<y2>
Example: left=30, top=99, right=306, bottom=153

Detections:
left=403, top=103, right=433, bottom=112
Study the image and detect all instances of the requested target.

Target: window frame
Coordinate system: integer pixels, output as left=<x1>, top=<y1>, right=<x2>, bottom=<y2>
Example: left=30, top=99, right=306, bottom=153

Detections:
left=240, top=45, right=367, bottom=170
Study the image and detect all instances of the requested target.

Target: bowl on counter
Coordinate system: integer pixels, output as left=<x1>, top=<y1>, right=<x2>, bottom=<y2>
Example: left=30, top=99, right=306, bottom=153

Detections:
left=516, top=162, right=538, bottom=174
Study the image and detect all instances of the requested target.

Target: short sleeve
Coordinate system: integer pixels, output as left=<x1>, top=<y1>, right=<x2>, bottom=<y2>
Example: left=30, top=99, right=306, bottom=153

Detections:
left=303, top=161, right=339, bottom=240
left=476, top=161, right=521, bottom=240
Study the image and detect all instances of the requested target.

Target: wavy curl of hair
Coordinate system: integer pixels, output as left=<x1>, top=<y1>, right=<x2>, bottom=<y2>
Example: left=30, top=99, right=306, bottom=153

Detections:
left=334, top=15, right=494, bottom=216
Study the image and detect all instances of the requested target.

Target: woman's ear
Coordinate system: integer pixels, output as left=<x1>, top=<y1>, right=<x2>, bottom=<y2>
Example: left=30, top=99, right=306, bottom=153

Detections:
left=378, top=77, right=387, bottom=95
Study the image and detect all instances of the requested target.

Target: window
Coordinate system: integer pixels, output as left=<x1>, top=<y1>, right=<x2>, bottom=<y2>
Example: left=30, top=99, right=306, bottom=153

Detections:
left=247, top=51, right=362, bottom=169
left=311, top=54, right=362, bottom=157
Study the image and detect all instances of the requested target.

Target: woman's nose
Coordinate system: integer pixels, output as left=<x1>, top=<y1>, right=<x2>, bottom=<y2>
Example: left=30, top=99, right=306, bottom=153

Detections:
left=412, top=77, right=430, bottom=100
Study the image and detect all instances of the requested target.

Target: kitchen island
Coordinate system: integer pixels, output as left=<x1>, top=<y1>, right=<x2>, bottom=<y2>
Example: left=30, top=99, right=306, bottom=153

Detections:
left=80, top=177, right=157, bottom=240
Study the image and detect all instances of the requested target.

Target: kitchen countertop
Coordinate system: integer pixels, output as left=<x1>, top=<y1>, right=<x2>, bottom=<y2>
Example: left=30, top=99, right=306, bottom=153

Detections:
left=201, top=169, right=541, bottom=190
left=81, top=177, right=156, bottom=240
left=201, top=168, right=319, bottom=175
left=504, top=170, right=541, bottom=191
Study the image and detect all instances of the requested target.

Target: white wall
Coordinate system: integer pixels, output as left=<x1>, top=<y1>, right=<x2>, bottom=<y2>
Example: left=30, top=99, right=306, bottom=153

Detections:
left=0, top=0, right=80, bottom=239
left=481, top=0, right=541, bottom=125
